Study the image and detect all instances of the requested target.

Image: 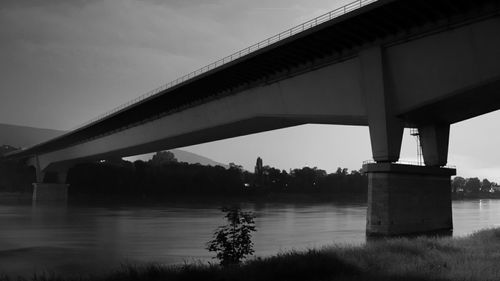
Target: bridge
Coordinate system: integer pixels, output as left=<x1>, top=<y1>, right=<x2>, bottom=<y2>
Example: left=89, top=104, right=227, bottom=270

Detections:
left=4, top=0, right=500, bottom=236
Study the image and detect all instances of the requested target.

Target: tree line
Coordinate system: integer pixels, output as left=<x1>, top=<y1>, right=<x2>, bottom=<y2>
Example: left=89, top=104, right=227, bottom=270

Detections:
left=0, top=145, right=34, bottom=193
left=67, top=152, right=367, bottom=201
left=1, top=147, right=498, bottom=201
left=0, top=149, right=367, bottom=200
left=451, top=176, right=499, bottom=196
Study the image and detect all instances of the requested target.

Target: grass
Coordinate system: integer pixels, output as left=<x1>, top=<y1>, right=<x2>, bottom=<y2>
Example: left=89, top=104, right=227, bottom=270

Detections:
left=3, top=228, right=500, bottom=281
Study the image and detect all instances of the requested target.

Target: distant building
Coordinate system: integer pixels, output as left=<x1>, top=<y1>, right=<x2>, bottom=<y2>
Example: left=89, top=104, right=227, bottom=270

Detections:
left=255, top=157, right=263, bottom=177
left=254, top=157, right=264, bottom=187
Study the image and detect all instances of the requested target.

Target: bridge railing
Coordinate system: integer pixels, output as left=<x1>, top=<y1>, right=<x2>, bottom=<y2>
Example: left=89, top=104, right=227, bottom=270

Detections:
left=72, top=0, right=378, bottom=131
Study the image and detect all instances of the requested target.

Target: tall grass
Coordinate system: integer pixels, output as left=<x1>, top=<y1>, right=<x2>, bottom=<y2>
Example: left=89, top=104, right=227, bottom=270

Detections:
left=3, top=228, right=500, bottom=281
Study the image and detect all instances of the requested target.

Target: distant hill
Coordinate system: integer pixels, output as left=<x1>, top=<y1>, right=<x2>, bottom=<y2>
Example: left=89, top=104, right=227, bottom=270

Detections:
left=0, top=123, right=227, bottom=168
left=127, top=149, right=228, bottom=168
left=170, top=149, right=228, bottom=168
left=0, top=123, right=65, bottom=148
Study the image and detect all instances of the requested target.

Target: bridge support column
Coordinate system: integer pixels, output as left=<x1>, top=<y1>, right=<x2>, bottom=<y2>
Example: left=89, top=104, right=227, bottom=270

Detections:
left=32, top=158, right=69, bottom=204
left=32, top=183, right=69, bottom=202
left=363, top=163, right=455, bottom=236
left=360, top=46, right=404, bottom=163
left=419, top=124, right=450, bottom=167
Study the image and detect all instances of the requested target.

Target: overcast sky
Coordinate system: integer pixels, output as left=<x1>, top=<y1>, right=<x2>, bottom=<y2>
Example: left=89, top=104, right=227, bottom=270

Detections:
left=1, top=0, right=499, bottom=181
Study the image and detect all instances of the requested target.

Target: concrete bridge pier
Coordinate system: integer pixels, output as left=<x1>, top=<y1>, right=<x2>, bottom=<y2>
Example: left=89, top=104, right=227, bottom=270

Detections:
left=363, top=163, right=455, bottom=237
left=362, top=120, right=456, bottom=236
left=32, top=159, right=69, bottom=204
left=361, top=47, right=455, bottom=236
left=32, top=182, right=69, bottom=203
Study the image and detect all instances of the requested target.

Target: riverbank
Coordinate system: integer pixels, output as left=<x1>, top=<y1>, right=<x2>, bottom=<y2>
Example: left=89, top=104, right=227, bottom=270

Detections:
left=0, top=192, right=31, bottom=204
left=2, top=227, right=500, bottom=281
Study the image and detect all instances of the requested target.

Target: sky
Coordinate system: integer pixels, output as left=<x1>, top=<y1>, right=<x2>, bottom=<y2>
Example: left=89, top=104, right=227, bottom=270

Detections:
left=0, top=0, right=499, bottom=182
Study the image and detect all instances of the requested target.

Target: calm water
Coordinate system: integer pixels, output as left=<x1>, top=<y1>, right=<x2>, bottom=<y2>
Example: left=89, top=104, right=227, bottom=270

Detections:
left=1, top=199, right=500, bottom=276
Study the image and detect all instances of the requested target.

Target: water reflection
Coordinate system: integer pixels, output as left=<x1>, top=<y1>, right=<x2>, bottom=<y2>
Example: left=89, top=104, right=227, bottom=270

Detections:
left=452, top=199, right=500, bottom=236
left=0, top=199, right=499, bottom=276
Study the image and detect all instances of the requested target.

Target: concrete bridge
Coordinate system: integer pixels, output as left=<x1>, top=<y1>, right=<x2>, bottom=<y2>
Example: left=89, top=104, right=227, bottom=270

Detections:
left=4, top=0, right=500, bottom=236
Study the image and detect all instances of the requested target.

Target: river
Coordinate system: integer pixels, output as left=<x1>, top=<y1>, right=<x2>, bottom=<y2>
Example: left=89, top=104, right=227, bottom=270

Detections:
left=0, top=199, right=500, bottom=277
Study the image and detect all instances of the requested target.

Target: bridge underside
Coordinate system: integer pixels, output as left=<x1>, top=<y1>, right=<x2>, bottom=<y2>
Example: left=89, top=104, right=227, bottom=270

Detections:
left=402, top=77, right=500, bottom=125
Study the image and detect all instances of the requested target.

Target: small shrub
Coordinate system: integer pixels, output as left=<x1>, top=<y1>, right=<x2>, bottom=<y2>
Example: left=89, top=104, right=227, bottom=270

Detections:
left=207, top=206, right=256, bottom=266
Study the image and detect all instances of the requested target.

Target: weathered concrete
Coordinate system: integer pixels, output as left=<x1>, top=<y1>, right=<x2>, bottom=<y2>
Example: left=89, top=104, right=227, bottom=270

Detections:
left=360, top=46, right=404, bottom=163
left=32, top=183, right=69, bottom=203
left=419, top=124, right=450, bottom=167
left=364, top=163, right=456, bottom=236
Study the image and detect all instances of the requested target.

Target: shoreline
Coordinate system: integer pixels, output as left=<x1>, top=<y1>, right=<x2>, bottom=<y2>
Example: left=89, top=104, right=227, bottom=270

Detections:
left=1, top=191, right=498, bottom=206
